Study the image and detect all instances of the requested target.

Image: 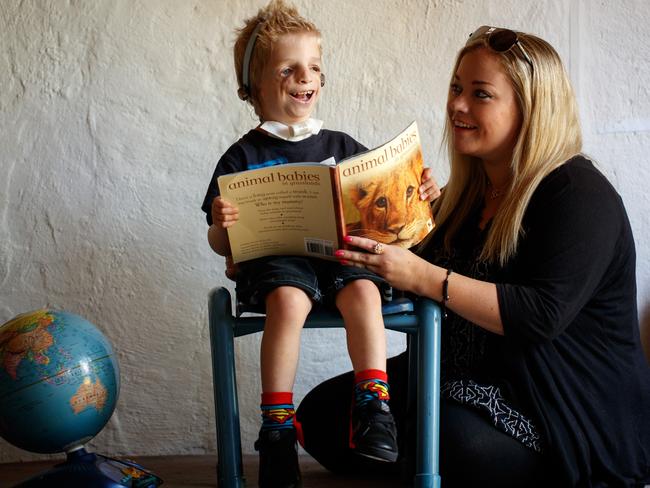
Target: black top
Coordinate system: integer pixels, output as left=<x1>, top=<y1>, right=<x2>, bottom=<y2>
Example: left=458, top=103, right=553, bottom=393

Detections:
left=424, top=156, right=650, bottom=486
left=201, top=128, right=366, bottom=225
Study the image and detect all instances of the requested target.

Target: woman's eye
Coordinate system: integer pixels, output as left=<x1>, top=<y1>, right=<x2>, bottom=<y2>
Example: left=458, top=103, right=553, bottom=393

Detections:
left=475, top=90, right=492, bottom=99
left=450, top=84, right=461, bottom=95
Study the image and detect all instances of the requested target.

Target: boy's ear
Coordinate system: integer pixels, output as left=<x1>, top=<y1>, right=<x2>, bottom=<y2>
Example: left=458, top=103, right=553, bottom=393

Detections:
left=320, top=73, right=325, bottom=87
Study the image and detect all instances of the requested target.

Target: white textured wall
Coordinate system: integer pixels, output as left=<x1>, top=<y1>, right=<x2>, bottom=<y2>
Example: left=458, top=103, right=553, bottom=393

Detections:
left=1, top=0, right=648, bottom=462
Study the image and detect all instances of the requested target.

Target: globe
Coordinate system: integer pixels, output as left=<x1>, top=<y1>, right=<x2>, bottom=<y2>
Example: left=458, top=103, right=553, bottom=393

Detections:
left=0, top=309, right=120, bottom=454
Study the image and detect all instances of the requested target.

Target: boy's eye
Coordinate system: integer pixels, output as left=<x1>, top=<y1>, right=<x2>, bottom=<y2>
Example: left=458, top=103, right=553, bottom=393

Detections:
left=311, top=65, right=321, bottom=72
left=280, top=68, right=292, bottom=77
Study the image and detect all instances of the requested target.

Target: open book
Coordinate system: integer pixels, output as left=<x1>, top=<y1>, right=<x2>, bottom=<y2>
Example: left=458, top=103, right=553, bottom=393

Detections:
left=218, top=121, right=434, bottom=263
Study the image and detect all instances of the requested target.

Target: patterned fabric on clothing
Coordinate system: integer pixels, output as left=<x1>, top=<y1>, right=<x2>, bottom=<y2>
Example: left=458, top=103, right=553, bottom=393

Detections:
left=261, top=392, right=295, bottom=431
left=443, top=379, right=542, bottom=452
left=353, top=369, right=390, bottom=408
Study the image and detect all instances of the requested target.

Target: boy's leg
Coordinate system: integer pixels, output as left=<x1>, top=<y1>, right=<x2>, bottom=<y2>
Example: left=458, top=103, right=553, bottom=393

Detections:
left=336, top=279, right=398, bottom=463
left=256, top=285, right=312, bottom=488
left=261, top=285, right=312, bottom=392
left=336, top=279, right=386, bottom=372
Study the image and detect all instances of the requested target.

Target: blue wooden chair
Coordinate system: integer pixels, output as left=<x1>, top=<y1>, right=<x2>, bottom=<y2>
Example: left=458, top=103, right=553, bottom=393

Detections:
left=208, top=286, right=442, bottom=487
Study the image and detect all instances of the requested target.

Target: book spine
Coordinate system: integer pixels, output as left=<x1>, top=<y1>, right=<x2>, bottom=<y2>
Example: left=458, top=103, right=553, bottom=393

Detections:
left=330, top=166, right=346, bottom=250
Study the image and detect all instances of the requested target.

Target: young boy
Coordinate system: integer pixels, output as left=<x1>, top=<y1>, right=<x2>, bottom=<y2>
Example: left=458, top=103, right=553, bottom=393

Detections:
left=202, top=1, right=402, bottom=486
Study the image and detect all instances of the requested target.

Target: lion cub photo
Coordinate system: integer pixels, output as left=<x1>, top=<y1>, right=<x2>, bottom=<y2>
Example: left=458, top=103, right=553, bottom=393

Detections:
left=345, top=149, right=434, bottom=248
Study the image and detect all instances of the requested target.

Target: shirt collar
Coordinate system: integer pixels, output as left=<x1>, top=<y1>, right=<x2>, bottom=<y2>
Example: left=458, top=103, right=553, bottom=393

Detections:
left=258, top=118, right=323, bottom=142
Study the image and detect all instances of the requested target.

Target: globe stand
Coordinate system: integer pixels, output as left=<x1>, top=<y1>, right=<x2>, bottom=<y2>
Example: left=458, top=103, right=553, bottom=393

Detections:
left=12, top=447, right=163, bottom=488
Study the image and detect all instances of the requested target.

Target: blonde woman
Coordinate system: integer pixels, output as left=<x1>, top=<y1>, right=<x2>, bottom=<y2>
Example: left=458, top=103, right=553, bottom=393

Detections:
left=298, top=27, right=650, bottom=487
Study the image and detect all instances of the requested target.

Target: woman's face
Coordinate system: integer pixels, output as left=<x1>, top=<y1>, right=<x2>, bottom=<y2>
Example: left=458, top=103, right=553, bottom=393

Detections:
left=447, top=48, right=522, bottom=167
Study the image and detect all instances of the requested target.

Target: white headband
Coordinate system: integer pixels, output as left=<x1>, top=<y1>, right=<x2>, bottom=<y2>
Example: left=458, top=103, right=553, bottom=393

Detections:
left=238, top=20, right=265, bottom=101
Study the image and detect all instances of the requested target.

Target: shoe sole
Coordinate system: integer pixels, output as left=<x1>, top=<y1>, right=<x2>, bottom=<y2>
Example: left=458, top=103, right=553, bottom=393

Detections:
left=355, top=447, right=399, bottom=463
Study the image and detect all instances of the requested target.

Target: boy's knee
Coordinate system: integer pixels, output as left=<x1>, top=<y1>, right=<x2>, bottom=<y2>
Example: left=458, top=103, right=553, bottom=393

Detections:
left=336, top=279, right=381, bottom=309
left=265, top=286, right=312, bottom=313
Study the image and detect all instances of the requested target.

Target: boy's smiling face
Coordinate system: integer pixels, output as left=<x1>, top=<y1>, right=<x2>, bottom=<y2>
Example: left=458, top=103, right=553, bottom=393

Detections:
left=255, top=32, right=322, bottom=125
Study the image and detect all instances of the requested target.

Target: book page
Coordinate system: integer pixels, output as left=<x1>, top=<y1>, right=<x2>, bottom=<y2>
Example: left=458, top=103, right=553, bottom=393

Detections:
left=218, top=164, right=341, bottom=263
left=337, top=121, right=434, bottom=248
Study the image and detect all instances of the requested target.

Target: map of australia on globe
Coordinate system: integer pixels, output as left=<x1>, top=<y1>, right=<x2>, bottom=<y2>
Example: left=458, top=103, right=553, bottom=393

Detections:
left=0, top=309, right=120, bottom=454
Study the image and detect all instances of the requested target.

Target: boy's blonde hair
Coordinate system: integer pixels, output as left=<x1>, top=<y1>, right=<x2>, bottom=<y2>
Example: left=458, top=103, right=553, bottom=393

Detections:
left=234, top=0, right=321, bottom=111
left=431, top=30, right=583, bottom=266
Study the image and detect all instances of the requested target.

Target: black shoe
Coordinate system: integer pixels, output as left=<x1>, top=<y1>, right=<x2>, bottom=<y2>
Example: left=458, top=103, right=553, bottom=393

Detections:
left=351, top=398, right=399, bottom=463
left=254, top=428, right=302, bottom=488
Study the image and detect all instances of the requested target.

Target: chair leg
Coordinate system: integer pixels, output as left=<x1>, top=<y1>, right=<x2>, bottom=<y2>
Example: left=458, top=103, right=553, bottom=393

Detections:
left=405, top=333, right=418, bottom=477
left=414, top=298, right=442, bottom=488
left=209, top=287, right=246, bottom=488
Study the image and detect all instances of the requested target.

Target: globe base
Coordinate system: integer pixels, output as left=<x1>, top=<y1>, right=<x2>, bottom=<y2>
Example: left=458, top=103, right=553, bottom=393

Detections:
left=12, top=448, right=163, bottom=488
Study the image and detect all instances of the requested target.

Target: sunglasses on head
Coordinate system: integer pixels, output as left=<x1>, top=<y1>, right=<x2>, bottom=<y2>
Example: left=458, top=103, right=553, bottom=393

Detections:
left=467, top=26, right=534, bottom=69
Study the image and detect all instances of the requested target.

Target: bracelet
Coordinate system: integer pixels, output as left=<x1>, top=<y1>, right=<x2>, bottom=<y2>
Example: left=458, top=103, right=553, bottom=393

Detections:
left=441, top=268, right=452, bottom=319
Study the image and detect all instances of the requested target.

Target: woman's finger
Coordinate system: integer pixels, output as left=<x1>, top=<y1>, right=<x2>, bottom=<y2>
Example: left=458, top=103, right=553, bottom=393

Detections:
left=420, top=180, right=441, bottom=201
left=419, top=167, right=441, bottom=201
left=335, top=248, right=381, bottom=267
left=343, top=234, right=377, bottom=252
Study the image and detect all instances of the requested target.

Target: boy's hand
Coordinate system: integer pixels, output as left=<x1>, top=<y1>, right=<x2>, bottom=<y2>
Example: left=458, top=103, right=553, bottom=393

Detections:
left=419, top=167, right=441, bottom=202
left=212, top=197, right=239, bottom=228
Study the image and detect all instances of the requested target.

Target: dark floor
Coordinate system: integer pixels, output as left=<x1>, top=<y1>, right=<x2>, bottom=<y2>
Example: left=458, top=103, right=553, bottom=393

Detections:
left=0, top=454, right=407, bottom=487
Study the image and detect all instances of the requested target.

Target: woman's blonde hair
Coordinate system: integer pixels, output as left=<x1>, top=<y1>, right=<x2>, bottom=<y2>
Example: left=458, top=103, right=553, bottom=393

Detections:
left=233, top=0, right=321, bottom=116
left=432, top=30, right=583, bottom=266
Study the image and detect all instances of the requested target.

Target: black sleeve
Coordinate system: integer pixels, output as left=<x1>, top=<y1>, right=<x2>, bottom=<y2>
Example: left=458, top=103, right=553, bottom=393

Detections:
left=496, top=161, right=626, bottom=343
left=200, top=151, right=243, bottom=226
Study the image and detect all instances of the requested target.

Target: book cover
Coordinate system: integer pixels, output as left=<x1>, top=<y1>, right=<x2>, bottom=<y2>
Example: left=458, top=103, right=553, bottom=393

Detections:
left=338, top=121, right=434, bottom=249
left=217, top=161, right=341, bottom=263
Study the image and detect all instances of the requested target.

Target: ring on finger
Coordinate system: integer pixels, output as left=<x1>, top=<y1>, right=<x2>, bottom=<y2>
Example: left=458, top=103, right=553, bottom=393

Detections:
left=373, top=242, right=384, bottom=255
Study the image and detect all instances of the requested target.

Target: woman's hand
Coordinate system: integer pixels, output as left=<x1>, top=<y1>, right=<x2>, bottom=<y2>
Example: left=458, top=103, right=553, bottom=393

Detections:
left=211, top=196, right=239, bottom=228
left=335, top=235, right=428, bottom=293
left=419, top=167, right=441, bottom=202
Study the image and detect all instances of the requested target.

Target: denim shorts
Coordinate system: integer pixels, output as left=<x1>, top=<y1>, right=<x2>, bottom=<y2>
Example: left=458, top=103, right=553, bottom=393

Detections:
left=235, top=255, right=387, bottom=307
